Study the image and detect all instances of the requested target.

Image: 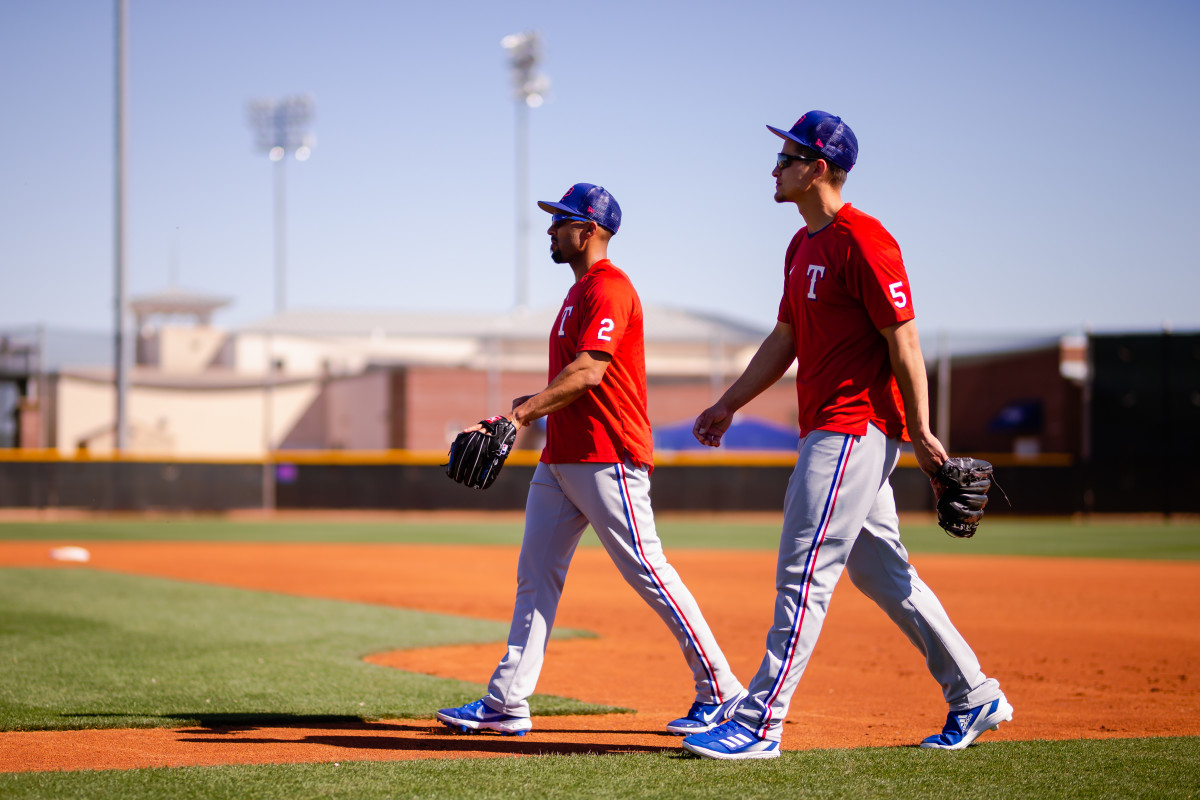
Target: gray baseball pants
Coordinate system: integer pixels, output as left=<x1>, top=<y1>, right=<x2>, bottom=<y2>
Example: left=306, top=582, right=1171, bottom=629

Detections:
left=485, top=459, right=743, bottom=717
left=733, top=424, right=1003, bottom=741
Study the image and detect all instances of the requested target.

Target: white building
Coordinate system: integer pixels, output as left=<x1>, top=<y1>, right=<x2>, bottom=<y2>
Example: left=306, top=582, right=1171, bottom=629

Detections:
left=35, top=292, right=787, bottom=458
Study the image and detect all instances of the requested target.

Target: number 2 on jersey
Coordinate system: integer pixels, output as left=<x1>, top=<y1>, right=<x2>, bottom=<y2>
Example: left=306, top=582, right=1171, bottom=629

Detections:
left=596, top=318, right=614, bottom=341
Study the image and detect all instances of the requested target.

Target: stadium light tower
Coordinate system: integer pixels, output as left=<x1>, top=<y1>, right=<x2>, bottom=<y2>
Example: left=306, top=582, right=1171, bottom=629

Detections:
left=502, top=32, right=549, bottom=310
left=246, top=95, right=313, bottom=512
left=246, top=95, right=315, bottom=315
left=113, top=0, right=130, bottom=452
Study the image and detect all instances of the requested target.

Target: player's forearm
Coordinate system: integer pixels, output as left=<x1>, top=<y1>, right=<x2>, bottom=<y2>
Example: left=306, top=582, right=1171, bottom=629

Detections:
left=885, top=321, right=932, bottom=437
left=513, top=380, right=589, bottom=426
left=511, top=353, right=608, bottom=427
left=717, top=323, right=795, bottom=413
left=884, top=320, right=947, bottom=475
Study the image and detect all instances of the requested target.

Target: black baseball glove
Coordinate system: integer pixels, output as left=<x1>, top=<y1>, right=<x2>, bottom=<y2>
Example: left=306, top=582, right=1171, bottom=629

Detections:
left=931, top=457, right=996, bottom=538
left=445, top=416, right=518, bottom=490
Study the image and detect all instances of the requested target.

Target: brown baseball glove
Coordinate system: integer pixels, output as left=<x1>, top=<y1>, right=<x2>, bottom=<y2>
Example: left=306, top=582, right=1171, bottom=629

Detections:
left=931, top=457, right=998, bottom=538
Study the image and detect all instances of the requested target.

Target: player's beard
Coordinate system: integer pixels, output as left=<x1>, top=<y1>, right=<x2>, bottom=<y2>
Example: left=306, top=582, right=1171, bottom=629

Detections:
left=550, top=244, right=566, bottom=263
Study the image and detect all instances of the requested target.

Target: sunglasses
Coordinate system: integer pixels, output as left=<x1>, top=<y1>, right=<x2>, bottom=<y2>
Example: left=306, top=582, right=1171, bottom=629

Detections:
left=551, top=213, right=592, bottom=225
left=776, top=152, right=820, bottom=170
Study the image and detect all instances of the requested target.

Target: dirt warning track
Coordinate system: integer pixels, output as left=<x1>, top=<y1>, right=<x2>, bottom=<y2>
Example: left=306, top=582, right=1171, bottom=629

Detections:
left=1, top=541, right=1197, bottom=772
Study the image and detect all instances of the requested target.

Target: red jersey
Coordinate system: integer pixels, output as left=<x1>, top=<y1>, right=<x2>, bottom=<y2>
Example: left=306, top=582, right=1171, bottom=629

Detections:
left=777, top=203, right=915, bottom=439
left=542, top=259, right=654, bottom=467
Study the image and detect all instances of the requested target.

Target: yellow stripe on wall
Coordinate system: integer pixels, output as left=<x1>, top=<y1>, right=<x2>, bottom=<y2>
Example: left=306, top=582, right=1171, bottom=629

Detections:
left=0, top=448, right=1072, bottom=468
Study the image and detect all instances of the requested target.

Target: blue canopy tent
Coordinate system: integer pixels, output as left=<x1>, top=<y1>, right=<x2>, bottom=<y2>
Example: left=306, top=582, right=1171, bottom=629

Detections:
left=653, top=416, right=799, bottom=451
left=987, top=399, right=1044, bottom=434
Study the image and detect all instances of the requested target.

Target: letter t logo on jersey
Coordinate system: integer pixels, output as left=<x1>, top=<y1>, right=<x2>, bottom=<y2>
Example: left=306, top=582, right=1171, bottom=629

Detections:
left=806, top=265, right=826, bottom=300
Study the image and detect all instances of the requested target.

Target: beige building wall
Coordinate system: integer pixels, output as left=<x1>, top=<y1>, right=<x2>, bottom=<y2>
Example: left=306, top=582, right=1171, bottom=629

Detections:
left=50, top=362, right=798, bottom=458
left=157, top=327, right=228, bottom=373
left=56, top=374, right=320, bottom=458
left=280, top=371, right=392, bottom=451
left=232, top=331, right=482, bottom=377
left=43, top=308, right=786, bottom=458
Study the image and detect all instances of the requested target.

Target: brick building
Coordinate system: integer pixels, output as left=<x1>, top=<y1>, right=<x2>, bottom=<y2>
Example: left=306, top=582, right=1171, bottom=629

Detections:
left=9, top=299, right=795, bottom=457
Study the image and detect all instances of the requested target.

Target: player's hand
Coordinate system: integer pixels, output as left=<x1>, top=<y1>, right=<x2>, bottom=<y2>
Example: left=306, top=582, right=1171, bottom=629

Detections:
left=693, top=404, right=733, bottom=448
left=909, top=429, right=948, bottom=478
left=462, top=416, right=513, bottom=434
left=509, top=396, right=535, bottom=431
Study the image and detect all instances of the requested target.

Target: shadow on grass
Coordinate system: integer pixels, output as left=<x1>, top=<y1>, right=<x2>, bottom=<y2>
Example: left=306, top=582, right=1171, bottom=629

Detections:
left=134, top=714, right=684, bottom=757
left=54, top=712, right=677, bottom=756
left=59, top=713, right=370, bottom=731
left=54, top=703, right=634, bottom=732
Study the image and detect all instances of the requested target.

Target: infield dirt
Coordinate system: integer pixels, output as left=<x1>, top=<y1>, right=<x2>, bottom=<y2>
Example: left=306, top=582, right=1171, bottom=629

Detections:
left=1, top=541, right=1197, bottom=772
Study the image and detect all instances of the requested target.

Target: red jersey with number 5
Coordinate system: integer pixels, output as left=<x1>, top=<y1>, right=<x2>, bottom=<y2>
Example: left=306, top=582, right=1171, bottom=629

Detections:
left=543, top=259, right=654, bottom=467
left=777, top=203, right=915, bottom=439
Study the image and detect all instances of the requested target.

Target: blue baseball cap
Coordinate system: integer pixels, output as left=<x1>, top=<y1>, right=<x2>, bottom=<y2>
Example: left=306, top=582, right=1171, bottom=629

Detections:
left=537, top=183, right=621, bottom=234
left=767, top=111, right=858, bottom=172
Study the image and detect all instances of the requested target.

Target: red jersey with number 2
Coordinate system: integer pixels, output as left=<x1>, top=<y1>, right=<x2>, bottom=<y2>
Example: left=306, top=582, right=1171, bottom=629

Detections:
left=543, top=259, right=654, bottom=468
left=777, top=203, right=915, bottom=440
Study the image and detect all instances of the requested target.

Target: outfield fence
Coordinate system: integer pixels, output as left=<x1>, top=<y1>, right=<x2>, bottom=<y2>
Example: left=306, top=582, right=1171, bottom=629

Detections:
left=0, top=450, right=1146, bottom=516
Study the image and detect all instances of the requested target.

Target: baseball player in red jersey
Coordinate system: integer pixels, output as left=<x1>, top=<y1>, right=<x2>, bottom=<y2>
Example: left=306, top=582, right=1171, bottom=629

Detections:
left=437, top=183, right=745, bottom=736
left=682, top=113, right=1011, bottom=760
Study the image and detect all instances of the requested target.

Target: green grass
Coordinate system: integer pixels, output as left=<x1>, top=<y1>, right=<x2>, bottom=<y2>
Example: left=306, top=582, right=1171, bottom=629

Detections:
left=3, top=517, right=1198, bottom=560
left=663, top=518, right=1200, bottom=559
left=0, top=568, right=616, bottom=732
left=1, top=738, right=1197, bottom=799
left=0, top=519, right=529, bottom=544
left=856, top=519, right=1200, bottom=560
left=2, top=517, right=1198, bottom=798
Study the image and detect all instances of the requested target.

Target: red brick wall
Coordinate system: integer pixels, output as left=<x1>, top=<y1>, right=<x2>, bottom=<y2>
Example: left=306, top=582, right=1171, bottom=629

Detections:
left=931, top=347, right=1083, bottom=456
left=397, top=366, right=799, bottom=451
left=400, top=366, right=548, bottom=450
left=646, top=376, right=797, bottom=429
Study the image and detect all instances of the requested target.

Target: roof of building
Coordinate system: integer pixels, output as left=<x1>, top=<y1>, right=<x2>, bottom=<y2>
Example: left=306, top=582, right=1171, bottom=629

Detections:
left=130, top=287, right=233, bottom=317
left=237, top=304, right=769, bottom=344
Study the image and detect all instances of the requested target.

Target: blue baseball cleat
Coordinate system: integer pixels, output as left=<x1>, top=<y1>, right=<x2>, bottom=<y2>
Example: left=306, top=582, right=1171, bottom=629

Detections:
left=920, top=696, right=1013, bottom=750
left=436, top=699, right=532, bottom=736
left=681, top=719, right=780, bottom=760
left=666, top=688, right=749, bottom=735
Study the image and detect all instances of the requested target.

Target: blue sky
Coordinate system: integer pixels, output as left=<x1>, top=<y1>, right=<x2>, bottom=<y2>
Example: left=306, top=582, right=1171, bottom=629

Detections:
left=2, top=0, right=1197, bottom=339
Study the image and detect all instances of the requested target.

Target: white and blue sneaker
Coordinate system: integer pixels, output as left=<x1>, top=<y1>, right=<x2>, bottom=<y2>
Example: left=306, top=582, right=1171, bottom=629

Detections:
left=920, top=696, right=1013, bottom=750
left=681, top=719, right=780, bottom=760
left=666, top=688, right=749, bottom=735
left=436, top=699, right=532, bottom=736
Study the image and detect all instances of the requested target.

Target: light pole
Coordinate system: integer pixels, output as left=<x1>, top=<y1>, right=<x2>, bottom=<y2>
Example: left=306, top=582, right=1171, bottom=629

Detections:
left=501, top=32, right=549, bottom=311
left=246, top=95, right=314, bottom=511
left=113, top=0, right=130, bottom=452
left=246, top=95, right=315, bottom=315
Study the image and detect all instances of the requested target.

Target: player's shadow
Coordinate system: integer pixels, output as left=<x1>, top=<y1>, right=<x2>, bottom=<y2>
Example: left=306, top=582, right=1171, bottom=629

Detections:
left=165, top=715, right=679, bottom=756
left=62, top=712, right=369, bottom=735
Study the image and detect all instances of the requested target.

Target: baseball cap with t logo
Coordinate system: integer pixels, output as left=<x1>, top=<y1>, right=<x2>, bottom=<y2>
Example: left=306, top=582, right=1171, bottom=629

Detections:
left=767, top=110, right=858, bottom=172
left=537, top=183, right=622, bottom=234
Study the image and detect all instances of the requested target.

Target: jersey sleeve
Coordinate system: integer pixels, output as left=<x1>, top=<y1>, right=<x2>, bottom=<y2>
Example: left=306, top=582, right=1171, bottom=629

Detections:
left=576, top=270, right=632, bottom=355
left=846, top=223, right=916, bottom=330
